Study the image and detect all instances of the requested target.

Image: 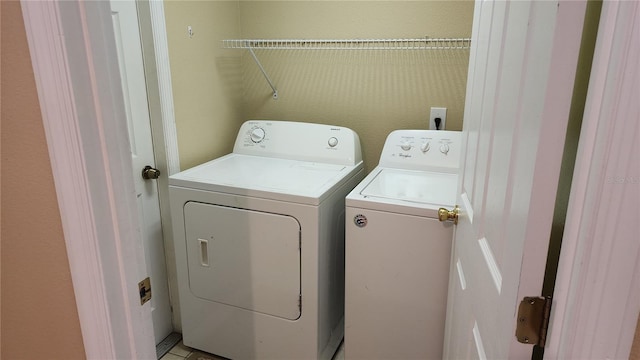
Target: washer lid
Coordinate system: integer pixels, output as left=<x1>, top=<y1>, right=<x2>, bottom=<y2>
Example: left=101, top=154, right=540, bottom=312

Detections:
left=169, top=154, right=362, bottom=205
left=346, top=167, right=458, bottom=217
left=361, top=168, right=457, bottom=206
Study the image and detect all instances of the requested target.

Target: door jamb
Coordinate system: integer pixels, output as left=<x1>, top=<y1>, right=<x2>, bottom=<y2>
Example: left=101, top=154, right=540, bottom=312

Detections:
left=545, top=1, right=640, bottom=358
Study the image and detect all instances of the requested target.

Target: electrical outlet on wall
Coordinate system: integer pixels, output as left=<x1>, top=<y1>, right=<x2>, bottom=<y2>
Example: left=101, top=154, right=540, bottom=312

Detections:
left=429, top=107, right=447, bottom=130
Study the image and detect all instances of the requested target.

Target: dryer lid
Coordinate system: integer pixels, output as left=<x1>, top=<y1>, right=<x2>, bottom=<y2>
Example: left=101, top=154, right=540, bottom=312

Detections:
left=360, top=168, right=457, bottom=207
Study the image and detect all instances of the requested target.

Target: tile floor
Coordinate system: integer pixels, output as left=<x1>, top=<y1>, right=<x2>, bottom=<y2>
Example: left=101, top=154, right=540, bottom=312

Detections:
left=161, top=339, right=345, bottom=360
left=160, top=341, right=193, bottom=360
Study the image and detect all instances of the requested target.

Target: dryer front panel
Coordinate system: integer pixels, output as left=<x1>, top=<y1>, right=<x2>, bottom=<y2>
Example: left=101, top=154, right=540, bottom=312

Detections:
left=184, top=202, right=301, bottom=320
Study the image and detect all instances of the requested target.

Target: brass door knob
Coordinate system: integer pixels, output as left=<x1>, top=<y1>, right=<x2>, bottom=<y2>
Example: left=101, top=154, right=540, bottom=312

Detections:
left=438, top=205, right=459, bottom=225
left=142, top=165, right=161, bottom=180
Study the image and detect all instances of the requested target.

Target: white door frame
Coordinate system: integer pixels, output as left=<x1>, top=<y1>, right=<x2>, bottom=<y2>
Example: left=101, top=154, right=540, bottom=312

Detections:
left=20, top=0, right=639, bottom=359
left=544, top=1, right=640, bottom=358
left=20, top=0, right=178, bottom=358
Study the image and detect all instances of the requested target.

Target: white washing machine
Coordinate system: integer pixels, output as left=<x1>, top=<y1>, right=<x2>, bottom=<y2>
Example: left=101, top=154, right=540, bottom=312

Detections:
left=169, top=120, right=364, bottom=360
left=344, top=129, right=461, bottom=360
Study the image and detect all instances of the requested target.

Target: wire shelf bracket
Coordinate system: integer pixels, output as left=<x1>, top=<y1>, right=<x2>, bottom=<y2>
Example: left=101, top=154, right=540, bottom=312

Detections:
left=247, top=47, right=278, bottom=99
left=223, top=38, right=471, bottom=100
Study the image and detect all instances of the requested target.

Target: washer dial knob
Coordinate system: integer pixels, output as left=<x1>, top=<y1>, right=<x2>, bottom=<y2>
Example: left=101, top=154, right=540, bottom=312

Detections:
left=250, top=127, right=266, bottom=143
left=400, top=141, right=412, bottom=151
left=440, top=143, right=450, bottom=155
left=420, top=142, right=430, bottom=153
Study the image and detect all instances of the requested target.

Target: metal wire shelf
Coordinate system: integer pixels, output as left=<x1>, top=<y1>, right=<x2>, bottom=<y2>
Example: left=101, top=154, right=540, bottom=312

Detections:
left=222, top=38, right=472, bottom=50
left=223, top=38, right=471, bottom=99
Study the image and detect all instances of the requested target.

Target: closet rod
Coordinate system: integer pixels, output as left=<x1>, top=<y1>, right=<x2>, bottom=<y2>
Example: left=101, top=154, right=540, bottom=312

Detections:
left=222, top=38, right=472, bottom=50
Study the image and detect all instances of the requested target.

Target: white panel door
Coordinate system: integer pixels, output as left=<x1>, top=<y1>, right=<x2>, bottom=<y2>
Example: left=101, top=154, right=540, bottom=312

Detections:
left=110, top=0, right=173, bottom=344
left=443, top=1, right=586, bottom=359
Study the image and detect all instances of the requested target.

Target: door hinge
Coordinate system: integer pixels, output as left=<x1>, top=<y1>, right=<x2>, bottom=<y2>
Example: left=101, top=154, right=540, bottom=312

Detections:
left=515, top=296, right=551, bottom=347
left=139, top=277, right=152, bottom=305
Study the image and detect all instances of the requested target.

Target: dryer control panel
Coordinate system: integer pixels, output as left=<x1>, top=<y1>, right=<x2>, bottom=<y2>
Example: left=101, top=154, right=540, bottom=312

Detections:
left=379, top=130, right=461, bottom=172
left=233, top=120, right=363, bottom=166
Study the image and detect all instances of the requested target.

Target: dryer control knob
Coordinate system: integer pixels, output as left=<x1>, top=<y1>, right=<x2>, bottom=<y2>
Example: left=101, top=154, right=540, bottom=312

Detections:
left=420, top=142, right=430, bottom=153
left=400, top=141, right=412, bottom=151
left=328, top=137, right=339, bottom=147
left=250, top=127, right=266, bottom=143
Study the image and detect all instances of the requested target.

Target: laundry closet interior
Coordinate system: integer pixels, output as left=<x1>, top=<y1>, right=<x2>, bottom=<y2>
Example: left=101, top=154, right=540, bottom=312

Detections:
left=151, top=0, right=474, bottom=355
left=163, top=1, right=473, bottom=172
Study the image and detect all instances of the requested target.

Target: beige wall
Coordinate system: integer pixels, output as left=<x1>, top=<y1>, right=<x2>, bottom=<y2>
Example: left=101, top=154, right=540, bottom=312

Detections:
left=164, top=1, right=244, bottom=170
left=0, top=2, right=86, bottom=359
left=165, top=1, right=473, bottom=171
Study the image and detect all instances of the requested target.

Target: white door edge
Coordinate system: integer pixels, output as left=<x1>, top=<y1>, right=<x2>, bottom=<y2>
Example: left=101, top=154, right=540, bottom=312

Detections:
left=135, top=0, right=183, bottom=331
left=545, top=1, right=640, bottom=358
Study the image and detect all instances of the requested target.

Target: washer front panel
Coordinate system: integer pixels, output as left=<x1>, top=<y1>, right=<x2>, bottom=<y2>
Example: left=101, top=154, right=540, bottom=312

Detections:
left=184, top=202, right=301, bottom=320
left=345, top=206, right=452, bottom=359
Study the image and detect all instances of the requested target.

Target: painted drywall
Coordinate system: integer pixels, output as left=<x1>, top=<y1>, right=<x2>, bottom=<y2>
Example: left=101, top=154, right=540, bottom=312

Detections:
left=0, top=2, right=86, bottom=358
left=239, top=1, right=474, bottom=170
left=164, top=0, right=244, bottom=170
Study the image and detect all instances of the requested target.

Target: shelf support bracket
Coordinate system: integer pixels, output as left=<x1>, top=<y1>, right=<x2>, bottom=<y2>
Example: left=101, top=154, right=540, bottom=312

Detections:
left=248, top=47, right=278, bottom=99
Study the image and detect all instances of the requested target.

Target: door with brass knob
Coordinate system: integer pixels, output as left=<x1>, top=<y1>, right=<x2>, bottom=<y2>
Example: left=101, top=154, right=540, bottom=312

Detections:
left=142, top=165, right=161, bottom=180
left=442, top=1, right=583, bottom=358
left=438, top=205, right=459, bottom=225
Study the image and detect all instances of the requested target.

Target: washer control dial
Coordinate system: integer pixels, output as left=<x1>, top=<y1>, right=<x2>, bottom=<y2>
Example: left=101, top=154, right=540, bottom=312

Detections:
left=400, top=141, right=412, bottom=151
left=250, top=127, right=266, bottom=143
left=420, top=142, right=430, bottom=153
left=328, top=137, right=339, bottom=147
left=440, top=143, right=450, bottom=155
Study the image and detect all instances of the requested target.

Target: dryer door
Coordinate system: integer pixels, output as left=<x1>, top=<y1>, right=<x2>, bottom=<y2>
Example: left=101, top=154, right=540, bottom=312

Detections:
left=184, top=202, right=301, bottom=320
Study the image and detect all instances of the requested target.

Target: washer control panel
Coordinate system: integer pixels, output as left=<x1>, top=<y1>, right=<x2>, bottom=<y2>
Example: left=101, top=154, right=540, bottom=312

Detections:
left=234, top=120, right=362, bottom=166
left=379, top=130, right=461, bottom=172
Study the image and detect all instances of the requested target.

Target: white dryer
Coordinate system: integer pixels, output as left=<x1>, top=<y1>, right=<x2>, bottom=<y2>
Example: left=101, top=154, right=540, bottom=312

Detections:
left=344, top=129, right=461, bottom=360
left=169, top=120, right=364, bottom=360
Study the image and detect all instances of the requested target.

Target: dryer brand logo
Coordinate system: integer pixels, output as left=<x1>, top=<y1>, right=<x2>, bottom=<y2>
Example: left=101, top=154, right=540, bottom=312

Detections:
left=354, top=214, right=368, bottom=228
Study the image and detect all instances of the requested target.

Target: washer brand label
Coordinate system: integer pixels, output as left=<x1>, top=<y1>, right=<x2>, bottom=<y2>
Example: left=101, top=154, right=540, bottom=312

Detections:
left=354, top=214, right=367, bottom=228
